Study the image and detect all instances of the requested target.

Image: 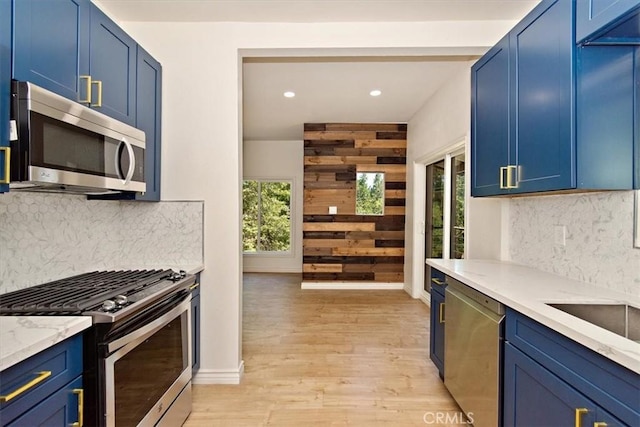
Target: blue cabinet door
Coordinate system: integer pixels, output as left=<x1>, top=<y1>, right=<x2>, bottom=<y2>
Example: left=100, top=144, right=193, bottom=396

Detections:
left=191, top=276, right=201, bottom=374
left=429, top=287, right=445, bottom=378
left=135, top=46, right=162, bottom=201
left=471, top=35, right=510, bottom=197
left=0, top=0, right=10, bottom=193
left=5, top=376, right=82, bottom=427
left=13, top=0, right=90, bottom=102
left=89, top=4, right=136, bottom=126
left=576, top=0, right=640, bottom=43
left=577, top=46, right=636, bottom=189
left=510, top=0, right=575, bottom=194
left=503, top=343, right=625, bottom=427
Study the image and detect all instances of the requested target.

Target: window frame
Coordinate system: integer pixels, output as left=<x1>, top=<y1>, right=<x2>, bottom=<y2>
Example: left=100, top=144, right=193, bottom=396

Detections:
left=242, top=178, right=293, bottom=255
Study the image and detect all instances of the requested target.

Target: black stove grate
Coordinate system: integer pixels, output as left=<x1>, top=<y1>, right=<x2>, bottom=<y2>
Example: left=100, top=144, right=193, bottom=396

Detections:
left=0, top=269, right=173, bottom=314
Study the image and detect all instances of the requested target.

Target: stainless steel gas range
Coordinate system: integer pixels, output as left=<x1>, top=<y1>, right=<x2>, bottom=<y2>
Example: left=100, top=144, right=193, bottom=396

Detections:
left=0, top=269, right=195, bottom=427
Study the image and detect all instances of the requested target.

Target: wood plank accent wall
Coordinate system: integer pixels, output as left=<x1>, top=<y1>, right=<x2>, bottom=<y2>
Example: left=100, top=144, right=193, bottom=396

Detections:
left=303, top=123, right=407, bottom=283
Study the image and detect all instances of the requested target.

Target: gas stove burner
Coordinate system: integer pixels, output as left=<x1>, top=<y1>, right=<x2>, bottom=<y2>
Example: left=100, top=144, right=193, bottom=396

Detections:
left=0, top=268, right=195, bottom=323
left=168, top=270, right=187, bottom=281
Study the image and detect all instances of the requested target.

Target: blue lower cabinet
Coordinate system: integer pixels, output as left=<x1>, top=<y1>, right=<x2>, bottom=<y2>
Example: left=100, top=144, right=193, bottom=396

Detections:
left=429, top=288, right=445, bottom=378
left=6, top=376, right=83, bottom=427
left=503, top=342, right=622, bottom=427
left=0, top=334, right=83, bottom=427
left=191, top=274, right=201, bottom=374
left=505, top=309, right=640, bottom=426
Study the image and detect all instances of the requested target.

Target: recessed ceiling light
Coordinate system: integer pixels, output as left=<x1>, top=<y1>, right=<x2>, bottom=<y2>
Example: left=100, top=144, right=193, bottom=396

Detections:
left=370, top=89, right=382, bottom=97
left=283, top=91, right=295, bottom=98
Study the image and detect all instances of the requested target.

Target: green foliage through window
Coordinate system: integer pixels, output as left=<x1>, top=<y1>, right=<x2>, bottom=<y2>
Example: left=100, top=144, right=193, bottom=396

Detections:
left=356, top=172, right=384, bottom=215
left=243, top=180, right=291, bottom=252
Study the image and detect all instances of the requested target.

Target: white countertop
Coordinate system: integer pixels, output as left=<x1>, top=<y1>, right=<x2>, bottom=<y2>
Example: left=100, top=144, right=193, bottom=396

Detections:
left=426, top=259, right=640, bottom=374
left=0, top=316, right=92, bottom=371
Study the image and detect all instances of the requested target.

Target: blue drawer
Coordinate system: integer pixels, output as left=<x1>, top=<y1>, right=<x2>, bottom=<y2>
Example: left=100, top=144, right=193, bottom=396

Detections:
left=0, top=334, right=83, bottom=426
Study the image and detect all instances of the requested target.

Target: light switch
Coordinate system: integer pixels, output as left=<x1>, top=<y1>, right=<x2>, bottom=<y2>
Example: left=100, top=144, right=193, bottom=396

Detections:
left=328, top=206, right=337, bottom=215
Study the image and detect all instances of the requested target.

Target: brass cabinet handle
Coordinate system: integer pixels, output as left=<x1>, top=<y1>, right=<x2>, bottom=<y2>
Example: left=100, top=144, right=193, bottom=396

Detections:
left=499, top=166, right=507, bottom=189
left=575, top=408, right=589, bottom=427
left=0, top=146, right=10, bottom=184
left=91, top=80, right=103, bottom=107
left=0, top=371, right=52, bottom=403
left=72, top=388, right=84, bottom=427
left=593, top=423, right=607, bottom=427
left=431, top=278, right=445, bottom=286
left=506, top=165, right=519, bottom=189
left=79, top=75, right=92, bottom=104
left=439, top=303, right=445, bottom=324
left=189, top=283, right=200, bottom=290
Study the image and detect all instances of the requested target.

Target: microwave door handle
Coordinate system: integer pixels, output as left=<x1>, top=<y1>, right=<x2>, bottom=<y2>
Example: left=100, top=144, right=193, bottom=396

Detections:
left=115, top=139, right=125, bottom=180
left=122, top=138, right=135, bottom=184
left=116, top=138, right=136, bottom=184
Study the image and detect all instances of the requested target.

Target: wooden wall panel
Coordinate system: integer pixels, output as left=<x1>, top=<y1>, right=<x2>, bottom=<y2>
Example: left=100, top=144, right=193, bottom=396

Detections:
left=303, top=123, right=407, bottom=283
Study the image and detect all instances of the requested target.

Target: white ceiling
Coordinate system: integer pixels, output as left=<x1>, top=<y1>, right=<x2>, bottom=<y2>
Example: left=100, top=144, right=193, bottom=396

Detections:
left=96, top=0, right=540, bottom=141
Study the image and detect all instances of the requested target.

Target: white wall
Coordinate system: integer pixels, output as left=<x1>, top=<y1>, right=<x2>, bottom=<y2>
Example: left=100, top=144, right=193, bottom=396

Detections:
left=242, top=140, right=303, bottom=273
left=406, top=65, right=503, bottom=298
left=115, top=18, right=516, bottom=382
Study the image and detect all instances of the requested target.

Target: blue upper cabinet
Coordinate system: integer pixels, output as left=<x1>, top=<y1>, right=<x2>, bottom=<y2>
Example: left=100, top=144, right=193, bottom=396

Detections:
left=13, top=0, right=136, bottom=126
left=472, top=0, right=574, bottom=196
left=0, top=0, right=10, bottom=193
left=89, top=5, right=136, bottom=126
left=472, top=0, right=638, bottom=196
left=471, top=36, right=510, bottom=197
left=134, top=46, right=162, bottom=201
left=576, top=0, right=640, bottom=44
left=13, top=0, right=90, bottom=103
left=510, top=0, right=575, bottom=194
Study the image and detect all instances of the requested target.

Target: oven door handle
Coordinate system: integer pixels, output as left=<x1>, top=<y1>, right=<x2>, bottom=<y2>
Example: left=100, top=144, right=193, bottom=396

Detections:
left=107, top=297, right=190, bottom=353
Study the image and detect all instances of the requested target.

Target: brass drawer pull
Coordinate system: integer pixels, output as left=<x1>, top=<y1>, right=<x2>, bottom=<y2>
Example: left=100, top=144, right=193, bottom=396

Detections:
left=91, top=80, right=103, bottom=107
left=439, top=303, right=445, bottom=324
left=0, top=370, right=52, bottom=403
left=431, top=278, right=445, bottom=286
left=72, top=388, right=84, bottom=427
left=189, top=283, right=200, bottom=290
left=575, top=408, right=588, bottom=427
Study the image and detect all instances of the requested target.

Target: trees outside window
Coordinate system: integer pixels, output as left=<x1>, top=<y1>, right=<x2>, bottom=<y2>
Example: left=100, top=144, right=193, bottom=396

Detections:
left=243, top=180, right=291, bottom=253
left=356, top=172, right=384, bottom=215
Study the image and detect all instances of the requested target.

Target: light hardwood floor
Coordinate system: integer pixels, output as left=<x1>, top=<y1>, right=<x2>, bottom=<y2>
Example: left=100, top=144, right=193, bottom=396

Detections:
left=184, top=273, right=460, bottom=426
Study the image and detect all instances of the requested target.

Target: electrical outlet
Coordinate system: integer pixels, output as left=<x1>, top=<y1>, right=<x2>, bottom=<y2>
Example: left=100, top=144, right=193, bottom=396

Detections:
left=328, top=206, right=337, bottom=215
left=554, top=225, right=566, bottom=246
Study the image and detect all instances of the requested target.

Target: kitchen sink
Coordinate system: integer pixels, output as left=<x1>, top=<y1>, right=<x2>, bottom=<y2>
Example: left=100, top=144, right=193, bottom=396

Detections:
left=547, top=303, right=640, bottom=342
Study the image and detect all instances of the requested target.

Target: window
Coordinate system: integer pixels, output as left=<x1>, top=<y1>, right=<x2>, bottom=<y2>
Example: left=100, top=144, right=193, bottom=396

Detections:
left=424, top=151, right=466, bottom=292
left=356, top=172, right=385, bottom=215
left=243, top=180, right=291, bottom=253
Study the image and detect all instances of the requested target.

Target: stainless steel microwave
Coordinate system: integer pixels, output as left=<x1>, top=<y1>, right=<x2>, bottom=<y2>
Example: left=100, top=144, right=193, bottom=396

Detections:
left=9, top=81, right=146, bottom=195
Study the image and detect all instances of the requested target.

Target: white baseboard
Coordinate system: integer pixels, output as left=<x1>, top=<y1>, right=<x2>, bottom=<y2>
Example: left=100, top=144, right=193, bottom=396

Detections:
left=301, top=281, right=404, bottom=290
left=192, top=360, right=244, bottom=385
left=242, top=267, right=301, bottom=273
left=419, top=292, right=431, bottom=306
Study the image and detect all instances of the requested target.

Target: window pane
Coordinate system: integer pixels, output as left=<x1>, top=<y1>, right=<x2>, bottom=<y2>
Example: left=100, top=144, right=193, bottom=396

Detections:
left=429, top=161, right=445, bottom=258
left=258, top=182, right=291, bottom=251
left=242, top=180, right=259, bottom=252
left=450, top=155, right=465, bottom=259
left=356, top=172, right=385, bottom=215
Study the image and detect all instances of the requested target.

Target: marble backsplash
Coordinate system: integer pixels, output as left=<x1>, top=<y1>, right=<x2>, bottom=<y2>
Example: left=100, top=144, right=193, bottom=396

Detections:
left=0, top=192, right=203, bottom=293
left=509, top=191, right=639, bottom=297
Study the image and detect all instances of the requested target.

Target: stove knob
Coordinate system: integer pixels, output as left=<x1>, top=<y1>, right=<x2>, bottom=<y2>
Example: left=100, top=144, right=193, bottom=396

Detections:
left=114, top=295, right=128, bottom=306
left=102, top=300, right=116, bottom=311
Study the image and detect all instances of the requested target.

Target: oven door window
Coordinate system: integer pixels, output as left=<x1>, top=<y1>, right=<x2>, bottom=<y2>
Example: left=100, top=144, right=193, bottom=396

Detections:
left=108, top=312, right=189, bottom=427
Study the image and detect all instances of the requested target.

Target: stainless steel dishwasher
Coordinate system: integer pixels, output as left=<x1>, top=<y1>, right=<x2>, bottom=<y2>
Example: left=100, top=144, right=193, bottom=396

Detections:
left=444, top=277, right=505, bottom=427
